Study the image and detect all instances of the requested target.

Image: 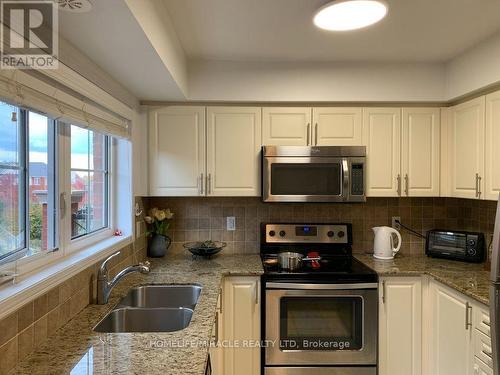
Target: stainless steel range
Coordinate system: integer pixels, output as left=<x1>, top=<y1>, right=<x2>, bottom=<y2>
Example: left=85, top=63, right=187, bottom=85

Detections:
left=260, top=223, right=378, bottom=375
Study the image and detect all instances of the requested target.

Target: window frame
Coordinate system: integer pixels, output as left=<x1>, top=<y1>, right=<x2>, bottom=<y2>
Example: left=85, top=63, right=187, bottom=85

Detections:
left=1, top=105, right=63, bottom=274
left=60, top=122, right=114, bottom=255
left=0, top=105, right=118, bottom=274
left=0, top=105, right=27, bottom=264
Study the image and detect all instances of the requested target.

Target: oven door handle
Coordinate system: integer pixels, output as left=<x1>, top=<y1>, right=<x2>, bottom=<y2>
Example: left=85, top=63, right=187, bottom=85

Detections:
left=266, top=282, right=378, bottom=290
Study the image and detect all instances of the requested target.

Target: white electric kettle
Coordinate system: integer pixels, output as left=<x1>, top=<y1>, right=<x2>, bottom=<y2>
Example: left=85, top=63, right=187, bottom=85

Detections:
left=372, top=226, right=402, bottom=260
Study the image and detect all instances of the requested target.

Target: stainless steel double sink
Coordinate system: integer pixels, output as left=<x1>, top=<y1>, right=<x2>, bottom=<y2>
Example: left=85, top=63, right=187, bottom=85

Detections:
left=94, top=284, right=202, bottom=333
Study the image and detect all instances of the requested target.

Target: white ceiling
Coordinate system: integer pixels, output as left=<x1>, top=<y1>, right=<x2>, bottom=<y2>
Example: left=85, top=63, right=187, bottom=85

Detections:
left=163, top=0, right=500, bottom=63
left=58, top=0, right=186, bottom=100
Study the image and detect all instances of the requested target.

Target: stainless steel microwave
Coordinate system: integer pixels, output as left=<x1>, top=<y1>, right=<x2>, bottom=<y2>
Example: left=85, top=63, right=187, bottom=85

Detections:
left=262, top=146, right=366, bottom=203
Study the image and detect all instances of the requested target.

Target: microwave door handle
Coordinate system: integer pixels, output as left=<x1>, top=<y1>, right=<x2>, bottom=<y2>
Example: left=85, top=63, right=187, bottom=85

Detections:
left=342, top=159, right=349, bottom=200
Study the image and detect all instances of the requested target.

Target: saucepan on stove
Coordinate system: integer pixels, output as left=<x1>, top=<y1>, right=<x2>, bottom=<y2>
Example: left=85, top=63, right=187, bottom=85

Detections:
left=277, top=252, right=321, bottom=271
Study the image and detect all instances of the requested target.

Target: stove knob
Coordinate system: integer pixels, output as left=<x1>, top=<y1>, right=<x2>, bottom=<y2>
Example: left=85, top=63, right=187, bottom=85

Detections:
left=327, top=231, right=335, bottom=238
left=269, top=230, right=276, bottom=237
left=338, top=231, right=345, bottom=238
left=468, top=239, right=476, bottom=246
left=279, top=230, right=286, bottom=237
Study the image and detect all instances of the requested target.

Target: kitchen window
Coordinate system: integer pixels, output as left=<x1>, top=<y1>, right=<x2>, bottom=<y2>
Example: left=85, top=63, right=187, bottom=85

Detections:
left=0, top=103, right=117, bottom=268
left=0, top=101, right=58, bottom=264
left=70, top=125, right=110, bottom=240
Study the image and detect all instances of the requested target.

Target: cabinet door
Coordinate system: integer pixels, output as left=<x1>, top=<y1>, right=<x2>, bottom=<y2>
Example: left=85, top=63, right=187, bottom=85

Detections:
left=262, top=107, right=311, bottom=146
left=402, top=108, right=440, bottom=197
left=362, top=108, right=401, bottom=196
left=222, top=277, right=260, bottom=375
left=379, top=277, right=422, bottom=375
left=430, top=281, right=471, bottom=375
left=149, top=106, right=205, bottom=196
left=206, top=107, right=262, bottom=196
left=485, top=91, right=500, bottom=200
left=312, top=107, right=363, bottom=146
left=449, top=97, right=485, bottom=199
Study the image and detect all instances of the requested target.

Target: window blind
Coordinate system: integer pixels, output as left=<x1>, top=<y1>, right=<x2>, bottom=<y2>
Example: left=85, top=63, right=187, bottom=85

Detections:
left=0, top=70, right=130, bottom=139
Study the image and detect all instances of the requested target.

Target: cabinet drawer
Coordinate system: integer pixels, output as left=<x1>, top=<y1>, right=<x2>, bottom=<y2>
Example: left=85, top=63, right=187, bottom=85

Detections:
left=474, top=306, right=491, bottom=337
left=473, top=357, right=493, bottom=375
left=473, top=330, right=493, bottom=368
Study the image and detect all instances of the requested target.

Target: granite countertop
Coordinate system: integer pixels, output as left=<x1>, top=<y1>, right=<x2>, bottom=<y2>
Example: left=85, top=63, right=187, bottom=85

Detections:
left=12, top=251, right=492, bottom=374
left=355, top=254, right=491, bottom=305
left=11, top=252, right=263, bottom=375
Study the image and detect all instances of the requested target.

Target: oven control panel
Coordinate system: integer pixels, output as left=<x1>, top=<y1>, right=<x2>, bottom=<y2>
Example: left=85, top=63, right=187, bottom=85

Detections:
left=265, top=224, right=349, bottom=244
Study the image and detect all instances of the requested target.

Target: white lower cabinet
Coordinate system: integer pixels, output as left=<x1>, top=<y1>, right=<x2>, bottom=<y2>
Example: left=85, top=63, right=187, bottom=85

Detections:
left=380, top=277, right=492, bottom=375
left=211, top=276, right=261, bottom=375
left=429, top=280, right=472, bottom=375
left=379, top=277, right=422, bottom=375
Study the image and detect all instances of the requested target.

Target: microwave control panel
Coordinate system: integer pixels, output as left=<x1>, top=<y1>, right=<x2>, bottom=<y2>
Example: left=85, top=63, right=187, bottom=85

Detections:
left=351, top=163, right=364, bottom=196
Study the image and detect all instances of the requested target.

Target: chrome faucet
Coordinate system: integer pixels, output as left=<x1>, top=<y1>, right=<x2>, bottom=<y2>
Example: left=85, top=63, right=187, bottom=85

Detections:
left=97, top=251, right=151, bottom=304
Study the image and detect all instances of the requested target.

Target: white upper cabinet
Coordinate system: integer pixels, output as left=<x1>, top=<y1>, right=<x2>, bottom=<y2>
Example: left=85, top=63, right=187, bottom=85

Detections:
left=448, top=97, right=485, bottom=199
left=312, top=107, right=363, bottom=146
left=363, top=108, right=402, bottom=197
left=485, top=91, right=500, bottom=200
left=206, top=107, right=262, bottom=196
left=262, top=107, right=311, bottom=146
left=148, top=106, right=206, bottom=196
left=402, top=108, right=441, bottom=196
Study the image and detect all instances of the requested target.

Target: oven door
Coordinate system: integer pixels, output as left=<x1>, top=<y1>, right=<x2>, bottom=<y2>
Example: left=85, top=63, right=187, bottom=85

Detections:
left=262, top=157, right=348, bottom=202
left=265, top=282, right=378, bottom=366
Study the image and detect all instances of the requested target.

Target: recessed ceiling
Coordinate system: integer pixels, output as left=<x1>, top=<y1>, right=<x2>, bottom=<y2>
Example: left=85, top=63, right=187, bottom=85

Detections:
left=163, top=0, right=500, bottom=63
left=58, top=0, right=186, bottom=100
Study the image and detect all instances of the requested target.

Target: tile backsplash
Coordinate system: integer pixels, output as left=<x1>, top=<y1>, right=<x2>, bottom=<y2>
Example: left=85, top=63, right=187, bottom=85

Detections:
left=143, top=197, right=497, bottom=256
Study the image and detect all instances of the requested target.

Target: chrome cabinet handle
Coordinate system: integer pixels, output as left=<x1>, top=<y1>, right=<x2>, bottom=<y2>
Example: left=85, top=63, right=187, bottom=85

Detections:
left=207, top=173, right=212, bottom=194
left=315, top=123, right=318, bottom=145
left=382, top=280, right=386, bottom=303
left=306, top=123, right=310, bottom=145
left=397, top=174, right=401, bottom=196
left=465, top=302, right=472, bottom=330
left=255, top=282, right=259, bottom=305
left=404, top=174, right=409, bottom=196
left=475, top=173, right=479, bottom=198
left=200, top=173, right=204, bottom=195
left=478, top=174, right=482, bottom=199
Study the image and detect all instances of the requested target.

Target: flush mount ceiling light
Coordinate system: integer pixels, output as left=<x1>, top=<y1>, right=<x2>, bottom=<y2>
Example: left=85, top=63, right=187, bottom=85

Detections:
left=313, top=0, right=388, bottom=31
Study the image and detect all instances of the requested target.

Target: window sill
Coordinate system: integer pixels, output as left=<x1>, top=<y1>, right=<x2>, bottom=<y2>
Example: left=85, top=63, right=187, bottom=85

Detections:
left=0, top=235, right=132, bottom=320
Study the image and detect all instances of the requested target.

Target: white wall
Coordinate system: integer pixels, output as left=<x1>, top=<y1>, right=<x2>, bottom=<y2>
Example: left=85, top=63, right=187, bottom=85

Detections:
left=188, top=60, right=446, bottom=102
left=125, top=0, right=188, bottom=98
left=446, top=32, right=500, bottom=100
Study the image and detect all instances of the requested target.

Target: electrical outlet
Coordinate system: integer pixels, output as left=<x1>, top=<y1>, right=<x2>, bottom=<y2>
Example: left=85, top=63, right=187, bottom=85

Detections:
left=226, top=216, right=236, bottom=231
left=392, top=216, right=401, bottom=230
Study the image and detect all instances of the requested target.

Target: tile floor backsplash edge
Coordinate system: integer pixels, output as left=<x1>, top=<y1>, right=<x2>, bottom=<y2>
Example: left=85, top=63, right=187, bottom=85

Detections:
left=0, top=198, right=147, bottom=374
